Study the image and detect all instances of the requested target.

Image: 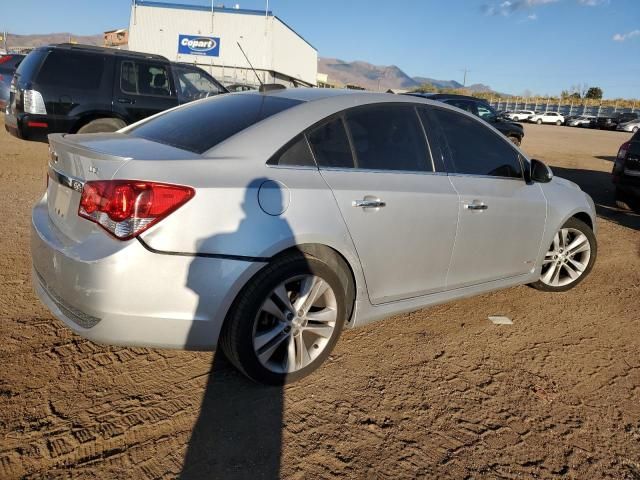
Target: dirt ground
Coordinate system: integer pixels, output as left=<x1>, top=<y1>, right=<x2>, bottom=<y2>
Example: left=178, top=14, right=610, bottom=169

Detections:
left=1, top=118, right=639, bottom=480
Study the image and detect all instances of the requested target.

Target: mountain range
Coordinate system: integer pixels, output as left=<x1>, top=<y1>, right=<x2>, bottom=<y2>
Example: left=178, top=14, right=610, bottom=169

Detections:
left=3, top=33, right=495, bottom=93
left=318, top=57, right=493, bottom=93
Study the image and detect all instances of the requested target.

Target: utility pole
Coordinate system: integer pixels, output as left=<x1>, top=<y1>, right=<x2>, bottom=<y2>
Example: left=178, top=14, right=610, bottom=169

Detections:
left=460, top=68, right=470, bottom=87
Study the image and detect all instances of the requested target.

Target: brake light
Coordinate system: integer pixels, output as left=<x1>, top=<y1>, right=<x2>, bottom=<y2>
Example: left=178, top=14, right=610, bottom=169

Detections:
left=0, top=55, right=13, bottom=65
left=617, top=141, right=630, bottom=160
left=79, top=180, right=195, bottom=240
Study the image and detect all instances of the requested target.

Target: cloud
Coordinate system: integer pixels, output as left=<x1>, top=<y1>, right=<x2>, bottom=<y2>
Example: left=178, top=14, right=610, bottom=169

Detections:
left=577, top=0, right=609, bottom=5
left=528, top=13, right=538, bottom=19
left=482, top=0, right=559, bottom=16
left=613, top=29, right=640, bottom=42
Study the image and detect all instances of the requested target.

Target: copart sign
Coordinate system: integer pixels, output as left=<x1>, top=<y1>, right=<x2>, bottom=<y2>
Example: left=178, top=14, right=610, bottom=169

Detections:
left=178, top=34, right=220, bottom=57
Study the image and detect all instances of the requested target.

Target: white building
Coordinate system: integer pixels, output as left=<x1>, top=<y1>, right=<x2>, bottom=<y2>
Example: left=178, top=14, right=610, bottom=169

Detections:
left=128, top=0, right=317, bottom=87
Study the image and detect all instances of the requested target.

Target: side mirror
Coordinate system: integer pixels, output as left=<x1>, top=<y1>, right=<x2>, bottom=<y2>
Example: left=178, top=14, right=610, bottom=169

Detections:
left=530, top=158, right=553, bottom=183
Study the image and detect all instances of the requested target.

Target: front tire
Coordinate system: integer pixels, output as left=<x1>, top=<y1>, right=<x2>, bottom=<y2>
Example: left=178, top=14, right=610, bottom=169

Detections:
left=556, top=120, right=562, bottom=126
left=508, top=135, right=521, bottom=147
left=220, top=251, right=350, bottom=385
left=537, top=119, right=543, bottom=125
left=529, top=217, right=597, bottom=292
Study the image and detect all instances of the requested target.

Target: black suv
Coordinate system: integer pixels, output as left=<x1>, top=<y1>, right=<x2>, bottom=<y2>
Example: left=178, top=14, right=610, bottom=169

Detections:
left=594, top=111, right=639, bottom=130
left=612, top=129, right=640, bottom=212
left=5, top=44, right=227, bottom=141
left=404, top=93, right=525, bottom=146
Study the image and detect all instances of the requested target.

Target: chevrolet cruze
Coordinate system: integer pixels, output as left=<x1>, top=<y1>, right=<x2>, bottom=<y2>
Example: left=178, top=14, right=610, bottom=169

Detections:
left=32, top=89, right=597, bottom=384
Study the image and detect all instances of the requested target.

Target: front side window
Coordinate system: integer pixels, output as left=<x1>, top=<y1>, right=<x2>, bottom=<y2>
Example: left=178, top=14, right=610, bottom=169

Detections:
left=431, top=107, right=523, bottom=179
left=344, top=105, right=430, bottom=172
left=121, top=61, right=171, bottom=97
left=173, top=65, right=224, bottom=103
left=444, top=99, right=476, bottom=114
left=477, top=103, right=497, bottom=121
left=307, top=117, right=354, bottom=168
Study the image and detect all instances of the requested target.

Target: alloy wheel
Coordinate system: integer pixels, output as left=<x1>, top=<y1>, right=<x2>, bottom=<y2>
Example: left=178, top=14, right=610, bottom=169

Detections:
left=539, top=227, right=591, bottom=287
left=252, top=274, right=337, bottom=374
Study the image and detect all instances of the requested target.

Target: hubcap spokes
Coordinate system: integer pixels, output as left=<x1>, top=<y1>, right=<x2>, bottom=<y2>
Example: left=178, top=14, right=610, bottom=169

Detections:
left=253, top=275, right=337, bottom=374
left=540, top=227, right=591, bottom=287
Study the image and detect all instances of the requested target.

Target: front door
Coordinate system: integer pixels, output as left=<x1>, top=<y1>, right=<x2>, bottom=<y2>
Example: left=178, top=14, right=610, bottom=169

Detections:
left=113, top=58, right=179, bottom=124
left=307, top=104, right=459, bottom=305
left=425, top=105, right=547, bottom=289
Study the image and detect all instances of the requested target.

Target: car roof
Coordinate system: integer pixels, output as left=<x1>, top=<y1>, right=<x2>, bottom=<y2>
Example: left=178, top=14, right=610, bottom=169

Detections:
left=40, top=43, right=169, bottom=62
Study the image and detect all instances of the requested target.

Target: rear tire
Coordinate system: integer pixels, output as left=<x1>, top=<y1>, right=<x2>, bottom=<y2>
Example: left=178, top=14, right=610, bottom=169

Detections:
left=633, top=126, right=639, bottom=133
left=77, top=118, right=127, bottom=134
left=556, top=120, right=562, bottom=126
left=220, top=250, right=350, bottom=385
left=616, top=188, right=640, bottom=213
left=529, top=217, right=596, bottom=292
left=537, top=119, right=543, bottom=125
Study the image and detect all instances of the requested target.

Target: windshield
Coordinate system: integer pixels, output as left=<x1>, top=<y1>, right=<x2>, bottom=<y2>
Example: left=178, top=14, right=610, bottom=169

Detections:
left=127, top=93, right=303, bottom=154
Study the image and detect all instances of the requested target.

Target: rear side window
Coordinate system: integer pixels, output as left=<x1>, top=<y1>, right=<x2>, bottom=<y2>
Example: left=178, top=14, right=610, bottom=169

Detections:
left=307, top=118, right=354, bottom=168
left=431, top=107, right=523, bottom=179
left=444, top=99, right=476, bottom=114
left=269, top=135, right=316, bottom=167
left=14, top=50, right=47, bottom=80
left=121, top=61, right=171, bottom=97
left=345, top=105, right=430, bottom=172
left=127, top=93, right=303, bottom=154
left=36, top=50, right=104, bottom=90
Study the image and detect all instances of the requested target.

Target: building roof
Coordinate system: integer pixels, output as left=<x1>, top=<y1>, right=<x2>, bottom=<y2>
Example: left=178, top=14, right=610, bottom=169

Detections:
left=133, top=0, right=316, bottom=51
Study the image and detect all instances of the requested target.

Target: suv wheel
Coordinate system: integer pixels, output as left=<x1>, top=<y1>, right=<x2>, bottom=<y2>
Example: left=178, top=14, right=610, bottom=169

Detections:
left=508, top=135, right=521, bottom=147
left=529, top=217, right=596, bottom=292
left=220, top=251, right=350, bottom=385
left=77, top=118, right=127, bottom=134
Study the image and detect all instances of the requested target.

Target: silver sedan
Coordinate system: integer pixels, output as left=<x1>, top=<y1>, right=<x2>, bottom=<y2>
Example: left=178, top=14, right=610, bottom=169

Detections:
left=32, top=89, right=598, bottom=384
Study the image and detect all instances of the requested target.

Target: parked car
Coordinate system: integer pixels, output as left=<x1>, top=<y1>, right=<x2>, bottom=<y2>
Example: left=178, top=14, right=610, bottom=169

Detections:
left=5, top=43, right=227, bottom=142
left=616, top=118, right=640, bottom=134
left=594, top=112, right=640, bottom=130
left=612, top=129, right=640, bottom=212
left=404, top=93, right=525, bottom=146
left=507, top=110, right=536, bottom=121
left=0, top=53, right=25, bottom=109
left=227, top=83, right=258, bottom=92
left=567, top=115, right=596, bottom=127
left=32, top=89, right=598, bottom=384
left=528, top=111, right=565, bottom=125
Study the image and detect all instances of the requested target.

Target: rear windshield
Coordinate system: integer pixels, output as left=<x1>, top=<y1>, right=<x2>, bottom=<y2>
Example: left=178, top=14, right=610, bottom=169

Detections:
left=14, top=49, right=48, bottom=80
left=127, top=93, right=303, bottom=154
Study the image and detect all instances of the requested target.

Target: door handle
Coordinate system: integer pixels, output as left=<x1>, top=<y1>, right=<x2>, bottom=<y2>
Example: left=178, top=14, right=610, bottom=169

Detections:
left=117, top=98, right=135, bottom=104
left=353, top=199, right=386, bottom=208
left=464, top=202, right=488, bottom=211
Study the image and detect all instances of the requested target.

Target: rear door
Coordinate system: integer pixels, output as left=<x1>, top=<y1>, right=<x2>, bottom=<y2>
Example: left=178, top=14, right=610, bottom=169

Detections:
left=310, top=104, right=459, bottom=304
left=113, top=58, right=178, bottom=123
left=425, top=106, right=547, bottom=289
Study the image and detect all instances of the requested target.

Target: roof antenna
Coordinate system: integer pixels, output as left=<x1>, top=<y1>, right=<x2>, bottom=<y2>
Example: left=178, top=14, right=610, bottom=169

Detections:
left=236, top=41, right=285, bottom=93
left=237, top=41, right=263, bottom=87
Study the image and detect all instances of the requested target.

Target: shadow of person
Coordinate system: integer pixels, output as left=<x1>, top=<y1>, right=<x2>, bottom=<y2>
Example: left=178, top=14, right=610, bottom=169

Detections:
left=180, top=178, right=295, bottom=479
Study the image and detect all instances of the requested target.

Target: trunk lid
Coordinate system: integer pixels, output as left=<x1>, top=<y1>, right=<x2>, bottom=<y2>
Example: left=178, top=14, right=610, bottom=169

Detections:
left=46, top=132, right=196, bottom=242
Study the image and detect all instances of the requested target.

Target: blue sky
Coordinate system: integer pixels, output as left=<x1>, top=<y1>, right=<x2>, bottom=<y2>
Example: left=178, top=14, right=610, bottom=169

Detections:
left=2, top=0, right=639, bottom=98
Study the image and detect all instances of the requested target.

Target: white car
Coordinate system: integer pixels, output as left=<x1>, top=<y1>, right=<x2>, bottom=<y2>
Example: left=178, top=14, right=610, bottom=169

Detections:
left=507, top=110, right=535, bottom=121
left=568, top=115, right=595, bottom=128
left=529, top=111, right=565, bottom=125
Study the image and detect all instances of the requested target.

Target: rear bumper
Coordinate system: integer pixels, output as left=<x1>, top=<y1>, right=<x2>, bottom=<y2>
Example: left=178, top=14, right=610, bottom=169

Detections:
left=31, top=196, right=263, bottom=350
left=5, top=111, right=50, bottom=142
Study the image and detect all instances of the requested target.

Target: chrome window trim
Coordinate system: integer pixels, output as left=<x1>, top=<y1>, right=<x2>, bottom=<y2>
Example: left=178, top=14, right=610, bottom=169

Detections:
left=446, top=172, right=527, bottom=182
left=48, top=165, right=85, bottom=192
left=318, top=166, right=448, bottom=176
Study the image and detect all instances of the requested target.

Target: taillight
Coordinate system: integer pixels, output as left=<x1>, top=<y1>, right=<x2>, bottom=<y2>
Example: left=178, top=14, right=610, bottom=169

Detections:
left=617, top=141, right=630, bottom=160
left=78, top=180, right=195, bottom=240
left=0, top=55, right=13, bottom=65
left=23, top=89, right=47, bottom=114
